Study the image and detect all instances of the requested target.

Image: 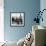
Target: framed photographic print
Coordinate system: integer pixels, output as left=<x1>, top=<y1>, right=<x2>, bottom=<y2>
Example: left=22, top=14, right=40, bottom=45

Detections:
left=10, top=12, right=25, bottom=27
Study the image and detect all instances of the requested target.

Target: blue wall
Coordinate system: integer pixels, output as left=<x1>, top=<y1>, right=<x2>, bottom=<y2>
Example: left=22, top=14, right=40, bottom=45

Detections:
left=4, top=0, right=40, bottom=42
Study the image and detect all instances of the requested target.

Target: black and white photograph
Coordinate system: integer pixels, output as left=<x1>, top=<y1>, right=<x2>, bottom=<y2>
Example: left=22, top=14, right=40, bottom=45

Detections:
left=10, top=12, right=25, bottom=27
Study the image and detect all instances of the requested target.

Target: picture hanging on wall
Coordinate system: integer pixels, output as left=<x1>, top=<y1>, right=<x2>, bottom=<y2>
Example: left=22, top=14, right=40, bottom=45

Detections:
left=10, top=12, right=25, bottom=27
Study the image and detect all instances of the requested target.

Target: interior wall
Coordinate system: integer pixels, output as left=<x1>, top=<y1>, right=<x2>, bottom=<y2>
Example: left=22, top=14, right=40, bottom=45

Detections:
left=40, top=0, right=46, bottom=27
left=4, top=0, right=40, bottom=42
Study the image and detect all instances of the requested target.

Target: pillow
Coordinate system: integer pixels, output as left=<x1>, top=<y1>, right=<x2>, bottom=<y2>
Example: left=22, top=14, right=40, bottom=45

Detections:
left=17, top=37, right=25, bottom=46
left=23, top=32, right=34, bottom=46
